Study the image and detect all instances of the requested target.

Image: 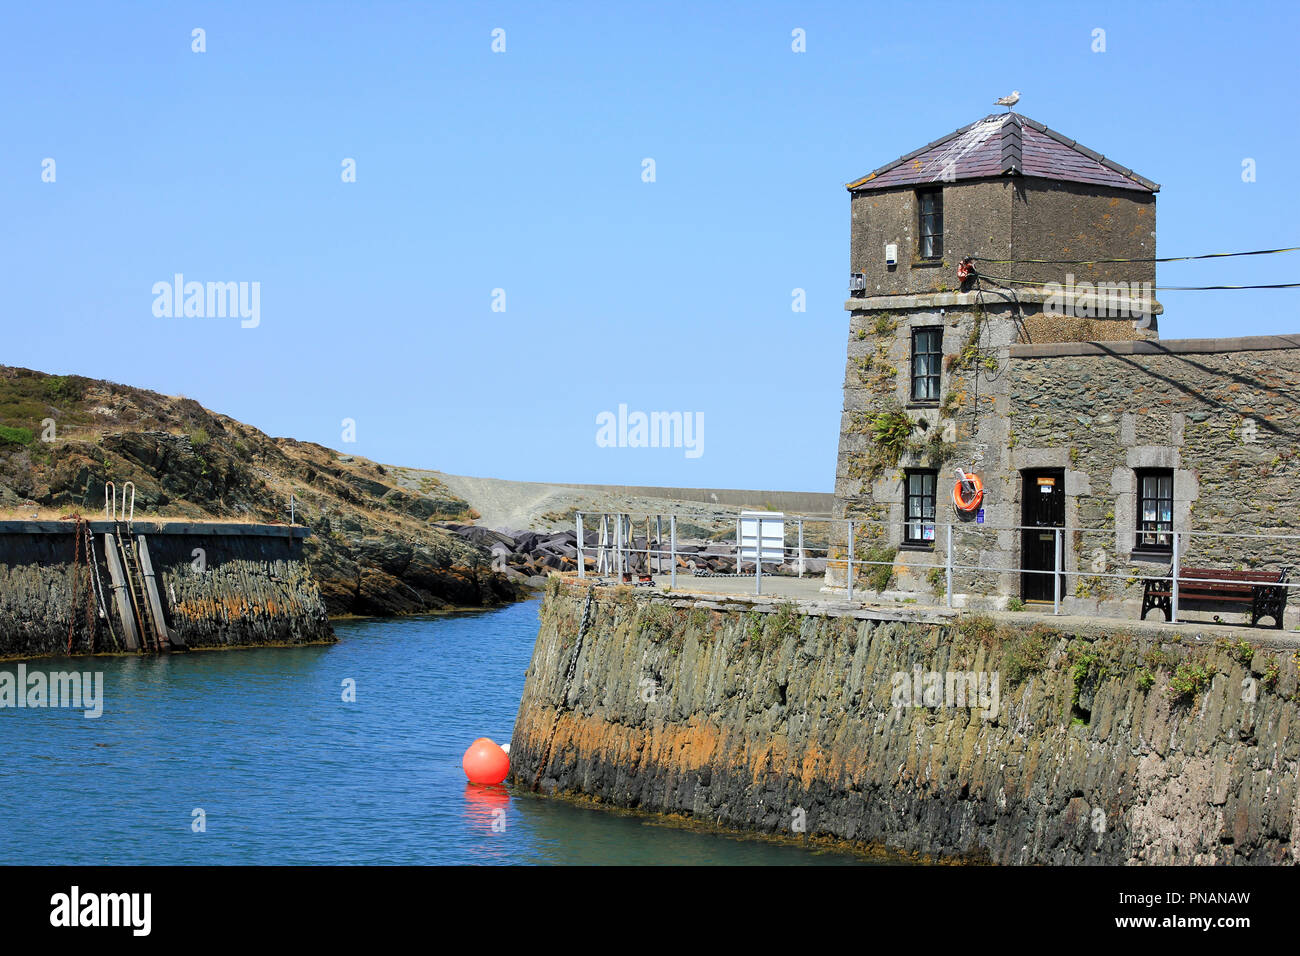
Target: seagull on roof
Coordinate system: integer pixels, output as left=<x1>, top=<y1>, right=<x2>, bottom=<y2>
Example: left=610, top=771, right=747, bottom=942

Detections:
left=994, top=90, right=1020, bottom=109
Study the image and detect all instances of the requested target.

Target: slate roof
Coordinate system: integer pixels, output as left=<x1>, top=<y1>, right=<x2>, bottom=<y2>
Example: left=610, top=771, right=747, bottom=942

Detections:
left=846, top=112, right=1158, bottom=194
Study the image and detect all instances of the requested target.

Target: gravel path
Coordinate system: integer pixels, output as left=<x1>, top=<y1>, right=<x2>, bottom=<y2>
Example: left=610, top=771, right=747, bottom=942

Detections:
left=403, top=471, right=832, bottom=534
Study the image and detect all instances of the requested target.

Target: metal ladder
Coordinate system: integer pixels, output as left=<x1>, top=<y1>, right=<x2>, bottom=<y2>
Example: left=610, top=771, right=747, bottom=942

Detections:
left=103, top=481, right=179, bottom=653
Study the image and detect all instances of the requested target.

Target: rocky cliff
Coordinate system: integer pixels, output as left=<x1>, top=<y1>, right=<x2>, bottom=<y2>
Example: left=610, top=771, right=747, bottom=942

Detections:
left=0, top=366, right=514, bottom=615
left=510, top=580, right=1300, bottom=864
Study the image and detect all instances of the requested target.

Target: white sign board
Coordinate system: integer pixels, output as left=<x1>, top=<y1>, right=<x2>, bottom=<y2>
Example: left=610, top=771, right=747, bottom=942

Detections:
left=739, top=511, right=785, bottom=564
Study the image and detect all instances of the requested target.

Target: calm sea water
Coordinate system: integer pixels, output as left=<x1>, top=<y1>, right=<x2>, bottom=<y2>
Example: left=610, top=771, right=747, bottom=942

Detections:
left=0, top=599, right=866, bottom=865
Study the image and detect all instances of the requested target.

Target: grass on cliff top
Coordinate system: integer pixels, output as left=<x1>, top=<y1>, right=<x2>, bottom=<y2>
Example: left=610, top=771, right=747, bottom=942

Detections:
left=0, top=370, right=94, bottom=432
left=0, top=425, right=35, bottom=446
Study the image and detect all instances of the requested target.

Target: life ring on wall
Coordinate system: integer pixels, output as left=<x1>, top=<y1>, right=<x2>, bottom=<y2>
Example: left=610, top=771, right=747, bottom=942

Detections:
left=953, top=472, right=984, bottom=512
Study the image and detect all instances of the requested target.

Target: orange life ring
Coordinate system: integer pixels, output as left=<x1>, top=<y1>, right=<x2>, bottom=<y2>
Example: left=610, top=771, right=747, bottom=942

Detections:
left=953, top=472, right=983, bottom=512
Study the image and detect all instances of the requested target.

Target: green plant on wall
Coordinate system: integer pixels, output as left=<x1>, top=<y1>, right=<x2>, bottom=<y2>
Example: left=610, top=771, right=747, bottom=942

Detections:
left=919, top=429, right=956, bottom=468
left=857, top=543, right=898, bottom=592
left=869, top=411, right=915, bottom=465
left=871, top=312, right=898, bottom=336
left=1261, top=655, right=1281, bottom=690
left=952, top=306, right=999, bottom=375
left=952, top=613, right=1053, bottom=686
left=1069, top=650, right=1108, bottom=710
left=1003, top=624, right=1054, bottom=686
left=1168, top=659, right=1213, bottom=704
left=1215, top=637, right=1254, bottom=665
left=639, top=602, right=677, bottom=642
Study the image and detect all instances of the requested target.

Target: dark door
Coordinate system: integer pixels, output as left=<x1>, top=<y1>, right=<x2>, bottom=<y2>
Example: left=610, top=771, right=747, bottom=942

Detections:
left=1021, top=469, right=1065, bottom=601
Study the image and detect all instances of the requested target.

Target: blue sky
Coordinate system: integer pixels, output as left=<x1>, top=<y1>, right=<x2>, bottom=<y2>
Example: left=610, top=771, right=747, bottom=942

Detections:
left=5, top=0, right=1298, bottom=491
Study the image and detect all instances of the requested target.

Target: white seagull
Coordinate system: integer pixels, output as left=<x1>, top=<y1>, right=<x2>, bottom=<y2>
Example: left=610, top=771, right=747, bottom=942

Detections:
left=994, top=90, right=1020, bottom=109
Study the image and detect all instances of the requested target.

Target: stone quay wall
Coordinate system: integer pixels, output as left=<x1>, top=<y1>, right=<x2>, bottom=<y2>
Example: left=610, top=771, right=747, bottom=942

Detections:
left=0, top=520, right=334, bottom=659
left=509, top=581, right=1300, bottom=864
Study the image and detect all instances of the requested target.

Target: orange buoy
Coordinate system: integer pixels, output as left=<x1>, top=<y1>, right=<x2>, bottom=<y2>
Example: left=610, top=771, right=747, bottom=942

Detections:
left=462, top=737, right=510, bottom=785
left=953, top=472, right=984, bottom=513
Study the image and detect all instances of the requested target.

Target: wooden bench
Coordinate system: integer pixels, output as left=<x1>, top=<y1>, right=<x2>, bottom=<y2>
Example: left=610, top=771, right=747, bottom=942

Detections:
left=1141, top=566, right=1292, bottom=628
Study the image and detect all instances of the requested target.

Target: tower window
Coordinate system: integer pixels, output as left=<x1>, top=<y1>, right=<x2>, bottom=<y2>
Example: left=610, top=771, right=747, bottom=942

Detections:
left=911, top=327, right=943, bottom=402
left=918, top=188, right=943, bottom=259
left=904, top=470, right=937, bottom=546
left=1136, top=469, right=1174, bottom=551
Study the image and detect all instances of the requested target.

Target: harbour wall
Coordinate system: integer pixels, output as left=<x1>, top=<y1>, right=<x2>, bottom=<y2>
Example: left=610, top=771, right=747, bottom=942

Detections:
left=509, top=579, right=1300, bottom=864
left=0, top=520, right=334, bottom=659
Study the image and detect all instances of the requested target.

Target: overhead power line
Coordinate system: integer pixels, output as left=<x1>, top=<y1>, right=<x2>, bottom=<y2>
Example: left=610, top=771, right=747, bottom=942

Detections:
left=975, top=272, right=1300, bottom=292
left=971, top=246, right=1300, bottom=266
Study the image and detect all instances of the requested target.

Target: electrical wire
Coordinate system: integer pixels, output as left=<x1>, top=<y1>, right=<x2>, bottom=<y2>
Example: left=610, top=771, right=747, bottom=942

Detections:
left=971, top=246, right=1300, bottom=266
left=974, top=272, right=1300, bottom=291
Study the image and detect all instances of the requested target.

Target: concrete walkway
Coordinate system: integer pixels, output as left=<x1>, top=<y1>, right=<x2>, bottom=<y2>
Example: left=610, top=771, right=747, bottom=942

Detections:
left=575, top=571, right=1300, bottom=646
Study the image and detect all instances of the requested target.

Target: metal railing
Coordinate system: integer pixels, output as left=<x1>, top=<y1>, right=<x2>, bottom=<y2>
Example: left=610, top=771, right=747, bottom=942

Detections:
left=104, top=481, right=135, bottom=525
left=573, top=509, right=1300, bottom=623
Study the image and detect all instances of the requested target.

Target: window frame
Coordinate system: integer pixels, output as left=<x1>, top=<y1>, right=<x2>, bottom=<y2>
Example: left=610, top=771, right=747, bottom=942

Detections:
left=1135, top=468, right=1174, bottom=552
left=910, top=326, right=943, bottom=403
left=903, top=469, right=938, bottom=549
left=917, top=188, right=943, bottom=260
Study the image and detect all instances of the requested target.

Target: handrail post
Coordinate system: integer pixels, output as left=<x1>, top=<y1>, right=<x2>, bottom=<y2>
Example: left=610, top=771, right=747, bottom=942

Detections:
left=755, top=517, right=763, bottom=596
left=655, top=515, right=663, bottom=574
left=576, top=512, right=585, bottom=579
left=670, top=514, right=677, bottom=589
left=797, top=519, right=805, bottom=578
left=615, top=513, right=623, bottom=581
left=945, top=523, right=953, bottom=608
left=1053, top=528, right=1062, bottom=615
left=735, top=516, right=741, bottom=576
left=1171, top=530, right=1181, bottom=624
left=846, top=519, right=855, bottom=603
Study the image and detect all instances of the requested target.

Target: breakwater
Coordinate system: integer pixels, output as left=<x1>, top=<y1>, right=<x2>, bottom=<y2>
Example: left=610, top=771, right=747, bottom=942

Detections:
left=0, top=520, right=333, bottom=659
left=509, top=579, right=1300, bottom=864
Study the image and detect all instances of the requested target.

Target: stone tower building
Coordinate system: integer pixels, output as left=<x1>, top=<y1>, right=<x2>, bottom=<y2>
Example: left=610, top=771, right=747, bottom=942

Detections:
left=829, top=111, right=1300, bottom=624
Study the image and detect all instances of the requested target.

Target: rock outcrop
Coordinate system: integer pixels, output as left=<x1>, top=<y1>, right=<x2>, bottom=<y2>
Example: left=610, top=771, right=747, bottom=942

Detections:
left=0, top=366, right=517, bottom=615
